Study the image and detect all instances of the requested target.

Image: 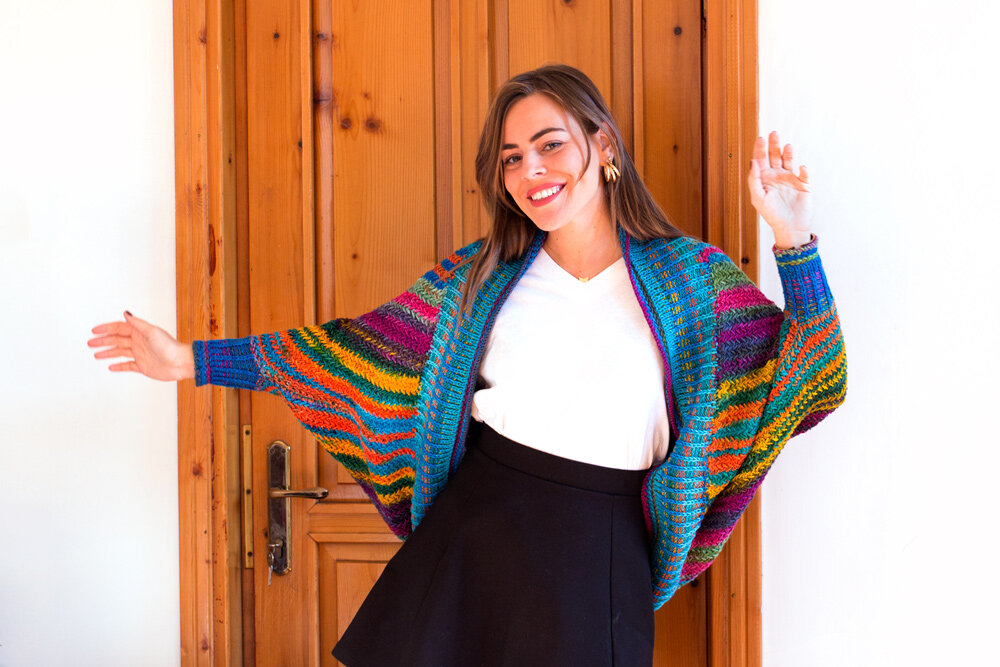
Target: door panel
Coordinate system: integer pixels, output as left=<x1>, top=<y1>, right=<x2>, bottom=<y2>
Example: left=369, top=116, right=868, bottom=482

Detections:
left=246, top=1, right=708, bottom=664
left=507, top=0, right=613, bottom=95
left=318, top=538, right=400, bottom=667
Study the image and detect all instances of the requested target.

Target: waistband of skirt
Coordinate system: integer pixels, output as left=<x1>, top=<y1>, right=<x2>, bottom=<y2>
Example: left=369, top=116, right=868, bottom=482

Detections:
left=466, top=419, right=649, bottom=496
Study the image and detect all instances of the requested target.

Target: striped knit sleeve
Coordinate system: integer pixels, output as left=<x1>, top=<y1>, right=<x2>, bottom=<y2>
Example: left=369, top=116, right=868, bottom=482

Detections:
left=191, top=244, right=479, bottom=538
left=680, top=236, right=847, bottom=583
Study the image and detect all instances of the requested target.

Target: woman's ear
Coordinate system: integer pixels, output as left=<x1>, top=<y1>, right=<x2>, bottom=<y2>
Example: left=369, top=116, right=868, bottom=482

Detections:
left=596, top=123, right=615, bottom=159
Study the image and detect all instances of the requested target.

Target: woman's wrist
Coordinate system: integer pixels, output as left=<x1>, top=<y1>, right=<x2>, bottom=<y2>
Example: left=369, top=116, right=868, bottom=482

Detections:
left=771, top=228, right=813, bottom=250
left=176, top=341, right=196, bottom=381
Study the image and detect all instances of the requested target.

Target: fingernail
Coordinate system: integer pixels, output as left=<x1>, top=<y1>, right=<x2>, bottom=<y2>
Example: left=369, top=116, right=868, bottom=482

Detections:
left=125, top=310, right=133, bottom=316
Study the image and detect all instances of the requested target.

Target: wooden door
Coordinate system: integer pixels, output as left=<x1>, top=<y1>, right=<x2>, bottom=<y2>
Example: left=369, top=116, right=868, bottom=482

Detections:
left=227, top=0, right=736, bottom=664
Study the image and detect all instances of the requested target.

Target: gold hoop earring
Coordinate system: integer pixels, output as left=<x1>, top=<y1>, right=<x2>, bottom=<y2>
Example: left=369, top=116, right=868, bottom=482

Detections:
left=602, top=155, right=621, bottom=184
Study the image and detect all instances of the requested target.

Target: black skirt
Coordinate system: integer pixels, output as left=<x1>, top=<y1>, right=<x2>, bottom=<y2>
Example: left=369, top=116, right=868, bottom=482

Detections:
left=333, top=419, right=655, bottom=667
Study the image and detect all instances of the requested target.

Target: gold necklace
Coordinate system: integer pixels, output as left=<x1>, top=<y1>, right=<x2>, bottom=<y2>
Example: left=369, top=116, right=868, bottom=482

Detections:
left=543, top=244, right=617, bottom=284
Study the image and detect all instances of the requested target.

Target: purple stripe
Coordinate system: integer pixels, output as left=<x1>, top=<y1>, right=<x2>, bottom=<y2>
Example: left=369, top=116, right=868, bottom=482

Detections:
left=355, top=482, right=412, bottom=539
left=717, top=313, right=783, bottom=346
left=338, top=319, right=425, bottom=371
left=709, top=480, right=760, bottom=512
left=358, top=311, right=433, bottom=353
left=792, top=409, right=831, bottom=436
left=718, top=350, right=777, bottom=379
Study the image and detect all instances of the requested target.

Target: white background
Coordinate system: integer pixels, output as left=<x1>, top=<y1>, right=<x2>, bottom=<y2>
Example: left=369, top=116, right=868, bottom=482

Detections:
left=757, top=0, right=1000, bottom=664
left=0, top=0, right=179, bottom=665
left=1, top=0, right=998, bottom=665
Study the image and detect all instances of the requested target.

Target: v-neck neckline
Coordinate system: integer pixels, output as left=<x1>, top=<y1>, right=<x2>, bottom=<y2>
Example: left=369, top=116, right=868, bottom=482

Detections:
left=538, top=247, right=625, bottom=287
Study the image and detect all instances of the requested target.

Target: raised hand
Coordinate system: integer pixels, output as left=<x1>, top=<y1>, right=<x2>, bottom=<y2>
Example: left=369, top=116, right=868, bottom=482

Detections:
left=747, top=130, right=814, bottom=249
left=88, top=311, right=195, bottom=381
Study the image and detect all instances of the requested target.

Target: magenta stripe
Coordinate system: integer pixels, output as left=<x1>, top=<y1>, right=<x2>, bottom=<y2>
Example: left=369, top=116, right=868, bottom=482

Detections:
left=681, top=561, right=711, bottom=580
left=690, top=527, right=735, bottom=547
left=710, top=480, right=761, bottom=512
left=716, top=284, right=774, bottom=311
left=360, top=312, right=432, bottom=352
left=395, top=291, right=438, bottom=320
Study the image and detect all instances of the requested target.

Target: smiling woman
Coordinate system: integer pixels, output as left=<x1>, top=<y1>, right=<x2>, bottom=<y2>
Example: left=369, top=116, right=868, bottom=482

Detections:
left=89, top=63, right=845, bottom=667
left=502, top=96, right=613, bottom=251
left=463, top=65, right=686, bottom=315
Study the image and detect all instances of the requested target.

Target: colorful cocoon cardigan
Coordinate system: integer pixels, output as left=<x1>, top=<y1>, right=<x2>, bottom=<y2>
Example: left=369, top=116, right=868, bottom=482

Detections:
left=193, top=228, right=846, bottom=609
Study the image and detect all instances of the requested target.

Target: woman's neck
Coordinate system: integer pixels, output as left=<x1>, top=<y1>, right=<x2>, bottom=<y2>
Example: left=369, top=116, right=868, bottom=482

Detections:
left=541, top=214, right=621, bottom=281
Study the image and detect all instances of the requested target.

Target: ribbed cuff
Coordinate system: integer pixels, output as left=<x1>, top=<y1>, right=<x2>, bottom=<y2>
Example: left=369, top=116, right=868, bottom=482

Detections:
left=192, top=337, right=261, bottom=389
left=773, top=235, right=833, bottom=320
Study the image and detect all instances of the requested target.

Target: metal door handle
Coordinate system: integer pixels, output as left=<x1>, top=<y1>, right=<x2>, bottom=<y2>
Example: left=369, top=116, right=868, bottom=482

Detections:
left=266, top=440, right=328, bottom=575
left=268, top=486, right=328, bottom=499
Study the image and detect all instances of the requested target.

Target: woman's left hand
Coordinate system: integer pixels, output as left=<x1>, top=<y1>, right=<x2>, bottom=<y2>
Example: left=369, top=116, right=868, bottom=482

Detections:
left=747, top=131, right=813, bottom=249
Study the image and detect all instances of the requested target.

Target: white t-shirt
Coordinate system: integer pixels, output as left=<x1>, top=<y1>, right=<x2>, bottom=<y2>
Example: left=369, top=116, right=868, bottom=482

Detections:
left=471, top=246, right=672, bottom=470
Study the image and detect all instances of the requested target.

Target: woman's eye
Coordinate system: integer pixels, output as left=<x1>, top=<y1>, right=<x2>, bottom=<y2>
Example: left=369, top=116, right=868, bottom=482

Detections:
left=503, top=155, right=521, bottom=167
left=543, top=141, right=563, bottom=151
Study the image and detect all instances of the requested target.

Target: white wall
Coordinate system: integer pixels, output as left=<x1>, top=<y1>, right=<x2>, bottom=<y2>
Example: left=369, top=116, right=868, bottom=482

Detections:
left=0, top=1, right=179, bottom=666
left=757, top=0, right=1000, bottom=664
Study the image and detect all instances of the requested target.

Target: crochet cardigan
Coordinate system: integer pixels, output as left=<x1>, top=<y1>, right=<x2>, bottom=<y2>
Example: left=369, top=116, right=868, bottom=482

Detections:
left=193, top=226, right=847, bottom=610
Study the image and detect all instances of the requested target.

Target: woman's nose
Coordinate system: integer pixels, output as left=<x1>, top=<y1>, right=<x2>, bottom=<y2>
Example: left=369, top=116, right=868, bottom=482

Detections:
left=522, top=153, right=545, bottom=179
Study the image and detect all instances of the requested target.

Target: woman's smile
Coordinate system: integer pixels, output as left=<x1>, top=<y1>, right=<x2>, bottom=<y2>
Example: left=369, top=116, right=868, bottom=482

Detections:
left=526, top=182, right=565, bottom=206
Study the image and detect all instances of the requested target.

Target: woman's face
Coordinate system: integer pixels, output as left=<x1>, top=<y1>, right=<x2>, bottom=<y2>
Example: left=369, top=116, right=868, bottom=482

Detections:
left=500, top=93, right=610, bottom=234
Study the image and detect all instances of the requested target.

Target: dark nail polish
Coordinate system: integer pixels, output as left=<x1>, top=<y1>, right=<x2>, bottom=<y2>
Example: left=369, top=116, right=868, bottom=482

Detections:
left=125, top=310, right=133, bottom=316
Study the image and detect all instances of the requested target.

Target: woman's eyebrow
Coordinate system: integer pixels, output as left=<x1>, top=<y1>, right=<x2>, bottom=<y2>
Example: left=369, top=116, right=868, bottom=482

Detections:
left=501, top=127, right=566, bottom=150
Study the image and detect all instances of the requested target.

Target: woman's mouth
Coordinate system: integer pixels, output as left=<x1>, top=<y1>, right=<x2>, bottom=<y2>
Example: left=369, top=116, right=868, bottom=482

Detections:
left=526, top=184, right=564, bottom=207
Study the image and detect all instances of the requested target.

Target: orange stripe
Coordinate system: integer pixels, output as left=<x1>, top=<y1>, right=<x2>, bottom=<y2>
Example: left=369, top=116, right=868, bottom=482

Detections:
left=707, top=448, right=747, bottom=475
left=767, top=315, right=841, bottom=398
left=263, top=336, right=420, bottom=417
left=731, top=351, right=846, bottom=486
left=286, top=371, right=414, bottom=420
left=718, top=359, right=777, bottom=397
left=272, top=327, right=420, bottom=395
left=713, top=399, right=766, bottom=432
left=290, top=403, right=416, bottom=447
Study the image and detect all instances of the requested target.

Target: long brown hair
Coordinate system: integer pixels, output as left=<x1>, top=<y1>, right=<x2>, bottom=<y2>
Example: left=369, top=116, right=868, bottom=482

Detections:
left=459, top=63, right=686, bottom=314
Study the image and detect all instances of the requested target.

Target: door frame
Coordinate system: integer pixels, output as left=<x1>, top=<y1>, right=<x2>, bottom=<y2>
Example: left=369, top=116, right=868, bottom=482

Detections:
left=172, top=0, right=761, bottom=664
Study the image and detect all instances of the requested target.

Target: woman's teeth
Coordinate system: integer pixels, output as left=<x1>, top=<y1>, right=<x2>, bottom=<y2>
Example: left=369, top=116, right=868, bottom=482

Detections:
left=530, top=185, right=563, bottom=201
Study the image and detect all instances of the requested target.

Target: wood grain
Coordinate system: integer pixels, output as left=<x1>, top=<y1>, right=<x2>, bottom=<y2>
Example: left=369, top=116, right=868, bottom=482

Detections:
left=702, top=0, right=762, bottom=664
left=507, top=0, right=613, bottom=98
left=173, top=0, right=242, bottom=663
left=641, top=0, right=702, bottom=238
left=459, top=0, right=492, bottom=244
left=329, top=0, right=437, bottom=319
left=245, top=0, right=313, bottom=662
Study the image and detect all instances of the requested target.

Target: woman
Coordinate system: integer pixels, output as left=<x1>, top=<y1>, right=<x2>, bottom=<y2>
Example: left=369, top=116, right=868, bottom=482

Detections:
left=89, top=64, right=845, bottom=666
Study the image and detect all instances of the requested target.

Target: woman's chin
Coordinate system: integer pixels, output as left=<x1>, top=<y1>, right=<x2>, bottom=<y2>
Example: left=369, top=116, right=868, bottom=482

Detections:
left=523, top=215, right=565, bottom=233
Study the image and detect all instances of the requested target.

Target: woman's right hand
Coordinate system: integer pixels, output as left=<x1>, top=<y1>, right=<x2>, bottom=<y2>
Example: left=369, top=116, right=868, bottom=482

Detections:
left=88, top=311, right=196, bottom=381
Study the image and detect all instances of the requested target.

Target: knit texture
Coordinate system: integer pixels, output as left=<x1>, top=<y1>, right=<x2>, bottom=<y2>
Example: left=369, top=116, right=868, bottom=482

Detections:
left=676, top=236, right=847, bottom=594
left=193, top=244, right=481, bottom=537
left=193, top=229, right=846, bottom=609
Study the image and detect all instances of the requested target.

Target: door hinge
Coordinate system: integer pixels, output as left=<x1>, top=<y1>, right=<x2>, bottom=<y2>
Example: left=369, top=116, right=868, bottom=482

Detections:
left=242, top=424, right=254, bottom=569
